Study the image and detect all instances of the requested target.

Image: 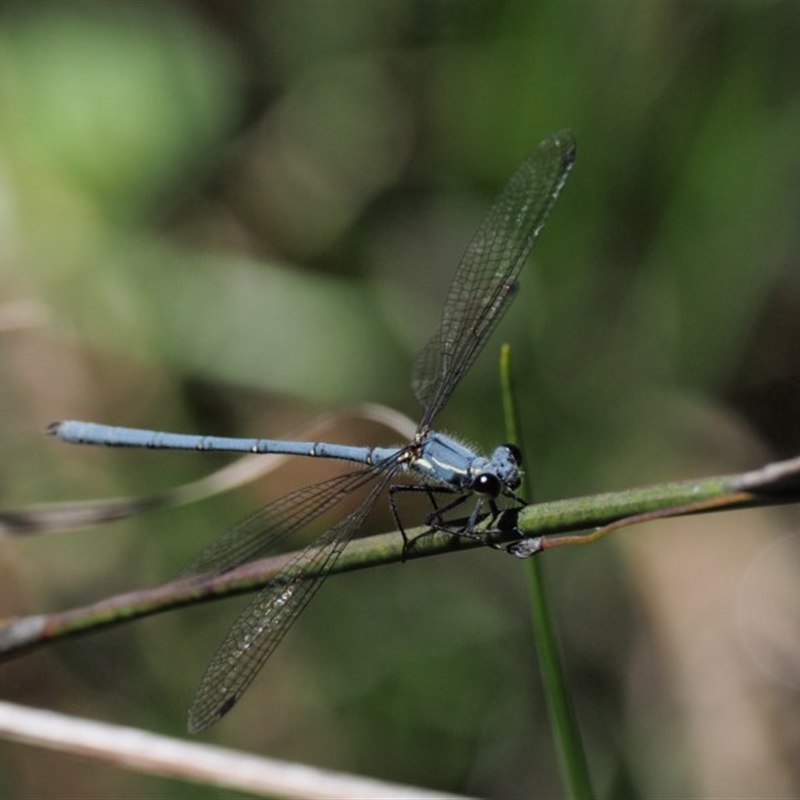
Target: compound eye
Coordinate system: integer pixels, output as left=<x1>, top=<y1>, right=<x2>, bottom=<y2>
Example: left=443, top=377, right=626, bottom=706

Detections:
left=502, top=443, right=523, bottom=467
left=474, top=472, right=501, bottom=497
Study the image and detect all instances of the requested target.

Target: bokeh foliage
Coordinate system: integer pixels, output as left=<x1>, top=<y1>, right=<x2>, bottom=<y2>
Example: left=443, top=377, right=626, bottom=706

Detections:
left=1, top=1, right=800, bottom=797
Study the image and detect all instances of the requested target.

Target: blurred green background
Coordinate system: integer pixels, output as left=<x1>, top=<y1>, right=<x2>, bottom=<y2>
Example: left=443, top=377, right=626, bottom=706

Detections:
left=2, top=1, right=800, bottom=797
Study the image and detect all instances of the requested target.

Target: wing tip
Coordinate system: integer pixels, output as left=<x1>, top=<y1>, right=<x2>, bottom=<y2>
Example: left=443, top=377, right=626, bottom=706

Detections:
left=187, top=694, right=236, bottom=734
left=549, top=129, right=577, bottom=167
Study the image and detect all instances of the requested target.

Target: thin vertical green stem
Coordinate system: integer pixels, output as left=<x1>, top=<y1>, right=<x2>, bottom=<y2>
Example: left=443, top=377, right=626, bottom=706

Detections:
left=499, top=344, right=594, bottom=800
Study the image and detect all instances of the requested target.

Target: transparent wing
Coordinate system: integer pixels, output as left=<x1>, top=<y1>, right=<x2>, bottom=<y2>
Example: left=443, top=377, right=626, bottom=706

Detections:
left=179, top=458, right=401, bottom=579
left=187, top=470, right=393, bottom=733
left=412, top=130, right=576, bottom=427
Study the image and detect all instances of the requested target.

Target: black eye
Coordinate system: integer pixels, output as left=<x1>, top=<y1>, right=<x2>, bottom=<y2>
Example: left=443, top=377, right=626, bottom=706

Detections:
left=474, top=473, right=501, bottom=497
left=503, top=443, right=523, bottom=466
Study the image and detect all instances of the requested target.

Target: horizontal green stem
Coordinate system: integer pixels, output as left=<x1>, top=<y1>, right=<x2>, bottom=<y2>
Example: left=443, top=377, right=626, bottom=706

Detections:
left=0, top=455, right=798, bottom=660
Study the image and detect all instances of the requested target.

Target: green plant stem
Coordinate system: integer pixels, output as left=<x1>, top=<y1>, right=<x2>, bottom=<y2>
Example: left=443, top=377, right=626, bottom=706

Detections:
left=499, top=344, right=594, bottom=800
left=0, top=450, right=798, bottom=662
